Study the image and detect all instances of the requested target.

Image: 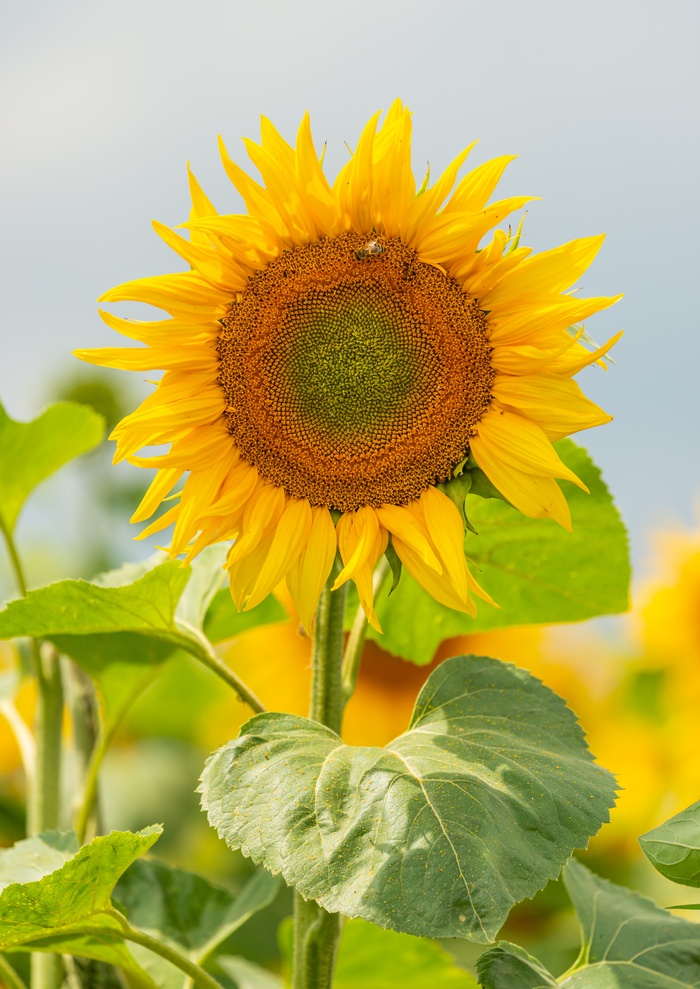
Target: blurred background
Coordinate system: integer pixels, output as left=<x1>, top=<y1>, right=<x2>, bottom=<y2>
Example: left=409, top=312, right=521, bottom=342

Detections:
left=1, top=0, right=699, bottom=981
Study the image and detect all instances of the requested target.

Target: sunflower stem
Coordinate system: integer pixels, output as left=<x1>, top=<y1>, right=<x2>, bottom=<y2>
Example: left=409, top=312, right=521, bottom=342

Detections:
left=292, top=557, right=347, bottom=989
left=0, top=521, right=64, bottom=989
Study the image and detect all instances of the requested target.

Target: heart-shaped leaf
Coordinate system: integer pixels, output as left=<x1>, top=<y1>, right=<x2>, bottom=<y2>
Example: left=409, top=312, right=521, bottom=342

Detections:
left=201, top=655, right=616, bottom=941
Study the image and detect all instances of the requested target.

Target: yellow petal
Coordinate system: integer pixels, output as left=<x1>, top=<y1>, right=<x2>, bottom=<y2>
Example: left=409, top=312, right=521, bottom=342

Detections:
left=445, top=155, right=517, bottom=213
left=332, top=506, right=380, bottom=589
left=375, top=503, right=441, bottom=572
left=391, top=536, right=476, bottom=615
left=151, top=220, right=247, bottom=292
left=371, top=102, right=415, bottom=236
left=473, top=410, right=587, bottom=489
left=199, top=461, right=259, bottom=521
left=99, top=271, right=231, bottom=320
left=492, top=372, right=613, bottom=441
left=225, top=483, right=286, bottom=566
left=295, top=112, right=341, bottom=238
left=470, top=430, right=573, bottom=529
left=218, top=134, right=287, bottom=237
left=481, top=235, right=606, bottom=307
left=131, top=468, right=183, bottom=523
left=549, top=330, right=624, bottom=375
left=245, top=499, right=313, bottom=611
left=287, top=507, right=338, bottom=634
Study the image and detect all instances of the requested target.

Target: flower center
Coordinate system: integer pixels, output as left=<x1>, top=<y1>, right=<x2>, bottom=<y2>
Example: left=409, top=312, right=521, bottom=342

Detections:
left=218, top=232, right=494, bottom=511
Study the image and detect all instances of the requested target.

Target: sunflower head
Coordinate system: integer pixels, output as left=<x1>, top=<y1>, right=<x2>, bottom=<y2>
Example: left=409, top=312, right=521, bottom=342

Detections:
left=77, top=101, right=621, bottom=632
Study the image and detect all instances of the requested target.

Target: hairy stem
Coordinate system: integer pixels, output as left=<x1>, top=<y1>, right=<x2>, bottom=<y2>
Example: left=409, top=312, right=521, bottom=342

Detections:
left=0, top=521, right=64, bottom=989
left=292, top=558, right=347, bottom=989
left=66, top=662, right=102, bottom=843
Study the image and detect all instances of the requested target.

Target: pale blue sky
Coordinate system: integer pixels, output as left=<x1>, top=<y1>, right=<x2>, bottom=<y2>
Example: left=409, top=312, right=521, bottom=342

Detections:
left=1, top=0, right=698, bottom=579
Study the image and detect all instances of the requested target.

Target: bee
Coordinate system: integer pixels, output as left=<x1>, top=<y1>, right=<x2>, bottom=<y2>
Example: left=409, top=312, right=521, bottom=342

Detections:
left=355, top=239, right=385, bottom=260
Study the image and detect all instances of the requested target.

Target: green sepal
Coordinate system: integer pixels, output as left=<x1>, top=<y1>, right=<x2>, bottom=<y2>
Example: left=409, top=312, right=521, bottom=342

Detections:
left=383, top=537, right=402, bottom=595
left=438, top=470, right=478, bottom=534
left=461, top=452, right=512, bottom=505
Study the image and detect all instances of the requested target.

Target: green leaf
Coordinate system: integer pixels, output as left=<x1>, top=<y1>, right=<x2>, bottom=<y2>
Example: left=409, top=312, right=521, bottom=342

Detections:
left=0, top=832, right=78, bottom=891
left=113, top=860, right=280, bottom=988
left=477, top=860, right=700, bottom=987
left=201, top=654, right=615, bottom=941
left=370, top=441, right=630, bottom=665
left=476, top=941, right=557, bottom=988
left=639, top=799, right=700, bottom=887
left=559, top=858, right=700, bottom=987
left=0, top=549, right=280, bottom=728
left=334, top=919, right=477, bottom=988
left=0, top=827, right=162, bottom=989
left=0, top=400, right=105, bottom=534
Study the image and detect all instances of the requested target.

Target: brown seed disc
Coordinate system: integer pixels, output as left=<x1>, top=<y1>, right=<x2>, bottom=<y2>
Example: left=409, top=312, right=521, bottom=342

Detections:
left=218, top=231, right=494, bottom=511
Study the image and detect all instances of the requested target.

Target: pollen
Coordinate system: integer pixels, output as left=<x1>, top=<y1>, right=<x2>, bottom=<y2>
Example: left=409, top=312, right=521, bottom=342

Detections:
left=218, top=232, right=494, bottom=511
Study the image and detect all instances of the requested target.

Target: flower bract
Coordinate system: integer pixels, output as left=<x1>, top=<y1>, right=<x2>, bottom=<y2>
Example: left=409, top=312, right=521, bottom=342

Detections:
left=77, top=101, right=621, bottom=631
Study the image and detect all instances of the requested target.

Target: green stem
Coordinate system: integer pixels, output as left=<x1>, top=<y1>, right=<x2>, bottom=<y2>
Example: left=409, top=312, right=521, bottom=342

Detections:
left=1, top=522, right=65, bottom=989
left=292, top=558, right=347, bottom=989
left=175, top=620, right=266, bottom=714
left=340, top=558, right=391, bottom=709
left=74, top=726, right=113, bottom=845
left=0, top=953, right=29, bottom=989
left=66, top=663, right=102, bottom=843
left=101, top=910, right=224, bottom=989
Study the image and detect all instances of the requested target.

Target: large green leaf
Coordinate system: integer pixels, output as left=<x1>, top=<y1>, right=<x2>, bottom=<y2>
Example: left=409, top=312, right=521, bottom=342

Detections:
left=0, top=400, right=105, bottom=535
left=201, top=655, right=615, bottom=941
left=639, top=800, right=700, bottom=888
left=0, top=827, right=162, bottom=989
left=114, top=861, right=279, bottom=989
left=477, top=859, right=700, bottom=988
left=370, top=441, right=630, bottom=664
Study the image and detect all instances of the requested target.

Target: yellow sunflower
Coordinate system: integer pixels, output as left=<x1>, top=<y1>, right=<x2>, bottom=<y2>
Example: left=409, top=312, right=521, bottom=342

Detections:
left=77, top=101, right=621, bottom=632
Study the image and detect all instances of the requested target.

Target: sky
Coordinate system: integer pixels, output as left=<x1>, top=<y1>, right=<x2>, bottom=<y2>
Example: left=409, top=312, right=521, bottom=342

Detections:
left=1, top=0, right=698, bottom=583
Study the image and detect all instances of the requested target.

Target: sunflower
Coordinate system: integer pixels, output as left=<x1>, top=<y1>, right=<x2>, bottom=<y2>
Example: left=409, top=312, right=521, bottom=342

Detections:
left=77, top=101, right=621, bottom=632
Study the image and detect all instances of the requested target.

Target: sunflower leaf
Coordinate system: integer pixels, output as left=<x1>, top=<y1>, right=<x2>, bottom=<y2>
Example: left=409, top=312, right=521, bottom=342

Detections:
left=477, top=860, right=700, bottom=987
left=639, top=800, right=700, bottom=887
left=113, top=861, right=280, bottom=989
left=0, top=550, right=284, bottom=726
left=0, top=827, right=162, bottom=989
left=200, top=654, right=616, bottom=941
left=559, top=858, right=700, bottom=986
left=0, top=401, right=105, bottom=535
left=370, top=440, right=630, bottom=664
